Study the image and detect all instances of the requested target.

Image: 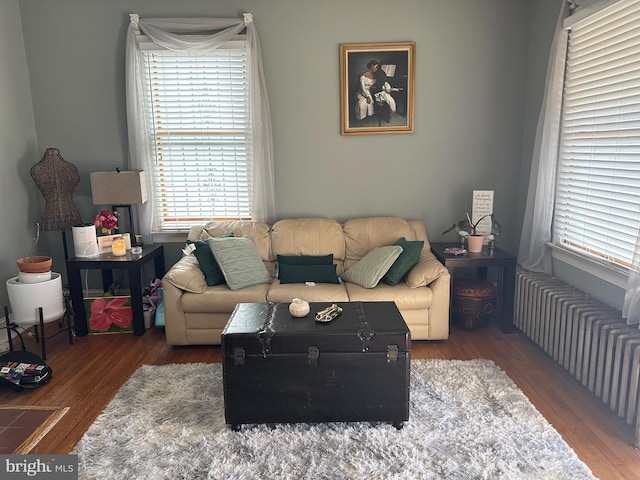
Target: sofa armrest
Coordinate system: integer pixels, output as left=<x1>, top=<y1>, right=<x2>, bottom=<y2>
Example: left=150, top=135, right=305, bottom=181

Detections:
left=163, top=255, right=207, bottom=294
left=422, top=273, right=451, bottom=339
left=163, top=255, right=209, bottom=346
left=405, top=251, right=449, bottom=288
left=163, top=281, right=188, bottom=345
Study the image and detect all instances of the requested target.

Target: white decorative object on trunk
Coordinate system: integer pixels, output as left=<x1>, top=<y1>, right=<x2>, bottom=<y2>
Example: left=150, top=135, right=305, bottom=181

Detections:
left=289, top=298, right=310, bottom=317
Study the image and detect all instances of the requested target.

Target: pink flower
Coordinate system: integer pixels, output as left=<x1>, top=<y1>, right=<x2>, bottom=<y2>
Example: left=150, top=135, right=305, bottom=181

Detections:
left=89, top=297, right=132, bottom=331
left=94, top=210, right=119, bottom=234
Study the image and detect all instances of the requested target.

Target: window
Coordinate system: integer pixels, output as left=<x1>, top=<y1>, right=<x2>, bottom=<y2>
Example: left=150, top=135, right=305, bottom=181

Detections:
left=554, top=0, right=640, bottom=269
left=140, top=39, right=251, bottom=231
left=126, top=15, right=275, bottom=238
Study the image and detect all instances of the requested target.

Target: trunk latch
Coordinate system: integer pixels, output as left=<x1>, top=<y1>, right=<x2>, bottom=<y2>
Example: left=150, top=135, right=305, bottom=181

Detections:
left=387, top=345, right=399, bottom=362
left=308, top=345, right=319, bottom=364
left=233, top=347, right=245, bottom=366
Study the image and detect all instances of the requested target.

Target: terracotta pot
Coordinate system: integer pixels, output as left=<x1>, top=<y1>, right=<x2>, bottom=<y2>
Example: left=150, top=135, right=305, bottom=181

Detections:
left=467, top=235, right=485, bottom=253
left=17, top=256, right=52, bottom=274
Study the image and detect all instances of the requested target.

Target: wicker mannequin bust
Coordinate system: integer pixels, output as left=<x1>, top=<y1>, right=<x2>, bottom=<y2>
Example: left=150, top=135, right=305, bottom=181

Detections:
left=30, top=148, right=82, bottom=231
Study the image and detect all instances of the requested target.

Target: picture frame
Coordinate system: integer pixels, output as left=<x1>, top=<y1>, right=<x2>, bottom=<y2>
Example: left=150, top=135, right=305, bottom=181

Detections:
left=97, top=234, right=121, bottom=253
left=340, top=42, right=415, bottom=135
left=84, top=296, right=133, bottom=334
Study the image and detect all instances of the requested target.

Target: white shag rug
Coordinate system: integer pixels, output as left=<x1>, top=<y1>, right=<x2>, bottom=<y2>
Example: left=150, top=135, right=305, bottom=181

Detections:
left=74, top=359, right=596, bottom=480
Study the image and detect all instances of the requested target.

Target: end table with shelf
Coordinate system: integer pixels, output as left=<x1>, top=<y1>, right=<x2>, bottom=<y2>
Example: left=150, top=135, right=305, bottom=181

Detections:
left=430, top=242, right=517, bottom=333
left=66, top=245, right=165, bottom=336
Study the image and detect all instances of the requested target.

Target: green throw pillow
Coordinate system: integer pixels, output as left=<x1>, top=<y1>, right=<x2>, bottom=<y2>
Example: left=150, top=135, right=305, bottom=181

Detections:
left=279, top=264, right=340, bottom=284
left=277, top=254, right=334, bottom=265
left=187, top=232, right=234, bottom=286
left=383, top=237, right=424, bottom=286
left=277, top=254, right=334, bottom=279
left=208, top=236, right=272, bottom=290
left=341, top=245, right=403, bottom=288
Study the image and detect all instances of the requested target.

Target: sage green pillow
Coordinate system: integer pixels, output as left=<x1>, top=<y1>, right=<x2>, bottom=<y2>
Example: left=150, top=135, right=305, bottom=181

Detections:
left=208, top=236, right=271, bottom=290
left=341, top=245, right=403, bottom=288
left=383, top=237, right=424, bottom=286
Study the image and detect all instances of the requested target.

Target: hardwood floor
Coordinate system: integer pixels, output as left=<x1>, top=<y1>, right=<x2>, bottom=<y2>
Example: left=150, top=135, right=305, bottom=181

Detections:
left=1, top=320, right=639, bottom=479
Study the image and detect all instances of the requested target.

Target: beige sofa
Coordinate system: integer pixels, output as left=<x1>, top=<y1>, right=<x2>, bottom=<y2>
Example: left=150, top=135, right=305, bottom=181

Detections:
left=162, top=216, right=450, bottom=345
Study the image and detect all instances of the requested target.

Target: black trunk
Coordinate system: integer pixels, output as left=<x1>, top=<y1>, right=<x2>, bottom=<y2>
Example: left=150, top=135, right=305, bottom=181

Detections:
left=221, top=301, right=411, bottom=429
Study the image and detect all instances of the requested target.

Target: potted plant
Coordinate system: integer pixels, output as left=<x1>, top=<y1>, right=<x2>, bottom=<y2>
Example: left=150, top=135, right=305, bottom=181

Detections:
left=442, top=213, right=501, bottom=253
left=16, top=223, right=52, bottom=275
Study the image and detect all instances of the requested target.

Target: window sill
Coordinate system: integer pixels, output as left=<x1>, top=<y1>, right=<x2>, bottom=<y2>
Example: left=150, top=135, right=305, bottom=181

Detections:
left=152, top=232, right=189, bottom=244
left=548, top=242, right=629, bottom=289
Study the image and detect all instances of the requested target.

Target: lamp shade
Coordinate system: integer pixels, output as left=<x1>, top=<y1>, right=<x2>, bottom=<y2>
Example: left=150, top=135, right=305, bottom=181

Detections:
left=90, top=171, right=148, bottom=205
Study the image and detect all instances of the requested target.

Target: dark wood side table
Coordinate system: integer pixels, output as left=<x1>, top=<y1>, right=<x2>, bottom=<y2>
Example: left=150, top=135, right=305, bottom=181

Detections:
left=430, top=242, right=517, bottom=333
left=66, top=245, right=165, bottom=337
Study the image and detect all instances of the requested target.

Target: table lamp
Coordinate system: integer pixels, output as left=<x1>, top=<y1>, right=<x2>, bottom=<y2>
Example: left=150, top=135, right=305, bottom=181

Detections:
left=90, top=170, right=148, bottom=247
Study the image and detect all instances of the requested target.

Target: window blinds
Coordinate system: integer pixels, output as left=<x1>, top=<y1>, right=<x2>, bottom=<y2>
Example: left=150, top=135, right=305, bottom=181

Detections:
left=554, top=0, right=640, bottom=268
left=142, top=45, right=251, bottom=231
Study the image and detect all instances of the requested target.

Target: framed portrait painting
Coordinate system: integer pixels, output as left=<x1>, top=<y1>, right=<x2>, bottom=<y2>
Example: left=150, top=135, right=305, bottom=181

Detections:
left=340, top=42, right=415, bottom=135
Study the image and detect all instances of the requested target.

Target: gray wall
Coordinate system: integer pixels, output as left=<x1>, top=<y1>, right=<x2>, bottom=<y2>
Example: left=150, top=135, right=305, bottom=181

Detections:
left=0, top=0, right=39, bottom=310
left=1, top=0, right=565, bottom=305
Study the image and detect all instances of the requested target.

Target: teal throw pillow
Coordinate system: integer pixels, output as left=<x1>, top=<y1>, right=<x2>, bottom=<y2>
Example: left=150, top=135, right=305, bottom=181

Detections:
left=277, top=254, right=333, bottom=265
left=383, top=237, right=424, bottom=286
left=277, top=254, right=334, bottom=279
left=341, top=245, right=403, bottom=289
left=209, top=236, right=272, bottom=290
left=279, top=264, right=340, bottom=284
left=187, top=232, right=234, bottom=286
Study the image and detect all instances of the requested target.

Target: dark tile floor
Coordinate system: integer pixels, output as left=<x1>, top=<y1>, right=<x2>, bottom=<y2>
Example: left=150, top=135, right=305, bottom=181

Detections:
left=0, top=408, right=54, bottom=454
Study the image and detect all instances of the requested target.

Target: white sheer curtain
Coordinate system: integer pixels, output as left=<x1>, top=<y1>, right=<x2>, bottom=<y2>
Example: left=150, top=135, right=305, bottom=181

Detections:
left=125, top=13, right=277, bottom=241
left=517, top=1, right=570, bottom=273
left=623, top=237, right=640, bottom=327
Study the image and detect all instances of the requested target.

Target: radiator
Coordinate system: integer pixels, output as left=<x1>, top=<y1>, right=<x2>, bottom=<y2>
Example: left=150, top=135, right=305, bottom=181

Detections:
left=515, top=268, right=640, bottom=448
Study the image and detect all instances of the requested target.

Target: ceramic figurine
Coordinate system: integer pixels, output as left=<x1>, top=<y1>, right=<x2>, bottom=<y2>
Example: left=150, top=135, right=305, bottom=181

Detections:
left=289, top=298, right=310, bottom=317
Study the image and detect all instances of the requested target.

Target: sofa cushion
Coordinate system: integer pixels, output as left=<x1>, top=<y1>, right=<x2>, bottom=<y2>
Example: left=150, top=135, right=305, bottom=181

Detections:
left=341, top=245, right=403, bottom=288
left=344, top=281, right=432, bottom=309
left=187, top=233, right=234, bottom=286
left=383, top=237, right=424, bottom=286
left=343, top=217, right=416, bottom=261
left=271, top=218, right=345, bottom=262
left=194, top=220, right=272, bottom=263
left=266, top=281, right=349, bottom=303
left=278, top=264, right=340, bottom=284
left=181, top=283, right=270, bottom=313
left=209, top=237, right=272, bottom=290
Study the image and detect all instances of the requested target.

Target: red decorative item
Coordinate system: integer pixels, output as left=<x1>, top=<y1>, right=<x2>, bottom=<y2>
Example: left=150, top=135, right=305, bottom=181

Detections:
left=94, top=210, right=119, bottom=235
